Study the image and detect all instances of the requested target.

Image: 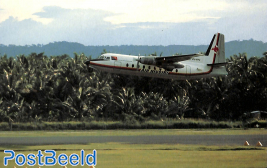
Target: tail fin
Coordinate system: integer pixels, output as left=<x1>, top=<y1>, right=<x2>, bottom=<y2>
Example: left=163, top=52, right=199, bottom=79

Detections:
left=204, top=33, right=226, bottom=64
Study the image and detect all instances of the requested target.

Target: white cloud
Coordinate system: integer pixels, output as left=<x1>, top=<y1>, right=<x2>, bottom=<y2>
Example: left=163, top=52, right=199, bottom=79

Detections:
left=1, top=0, right=264, bottom=24
left=0, top=0, right=266, bottom=45
left=0, top=7, right=120, bottom=45
left=0, top=16, right=44, bottom=45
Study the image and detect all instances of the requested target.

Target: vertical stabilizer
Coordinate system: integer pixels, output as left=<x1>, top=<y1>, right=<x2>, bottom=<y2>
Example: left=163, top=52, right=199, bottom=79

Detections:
left=216, top=33, right=225, bottom=63
left=204, top=33, right=226, bottom=64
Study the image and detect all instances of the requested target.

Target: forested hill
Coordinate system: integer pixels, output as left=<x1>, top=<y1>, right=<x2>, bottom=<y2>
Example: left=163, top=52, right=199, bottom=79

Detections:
left=1, top=39, right=266, bottom=58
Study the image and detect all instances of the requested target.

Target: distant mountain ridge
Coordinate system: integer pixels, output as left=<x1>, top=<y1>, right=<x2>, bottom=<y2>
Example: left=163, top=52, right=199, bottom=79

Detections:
left=1, top=39, right=266, bottom=59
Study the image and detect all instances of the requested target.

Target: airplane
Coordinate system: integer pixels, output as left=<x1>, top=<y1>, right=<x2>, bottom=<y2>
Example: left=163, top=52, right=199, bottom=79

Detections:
left=85, top=33, right=228, bottom=80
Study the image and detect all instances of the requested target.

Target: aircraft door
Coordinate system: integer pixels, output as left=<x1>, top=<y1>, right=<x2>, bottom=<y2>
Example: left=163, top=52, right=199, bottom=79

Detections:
left=186, top=65, right=191, bottom=75
left=114, top=61, right=121, bottom=71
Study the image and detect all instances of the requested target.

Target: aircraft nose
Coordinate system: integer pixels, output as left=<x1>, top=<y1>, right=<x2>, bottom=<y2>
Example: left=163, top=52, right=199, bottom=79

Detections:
left=84, top=60, right=90, bottom=66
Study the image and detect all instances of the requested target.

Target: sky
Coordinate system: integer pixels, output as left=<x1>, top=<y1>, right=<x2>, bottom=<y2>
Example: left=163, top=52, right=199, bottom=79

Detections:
left=0, top=0, right=266, bottom=46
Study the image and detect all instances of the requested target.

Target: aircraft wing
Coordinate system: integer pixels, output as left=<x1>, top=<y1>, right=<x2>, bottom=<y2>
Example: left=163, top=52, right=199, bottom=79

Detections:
left=155, top=53, right=204, bottom=63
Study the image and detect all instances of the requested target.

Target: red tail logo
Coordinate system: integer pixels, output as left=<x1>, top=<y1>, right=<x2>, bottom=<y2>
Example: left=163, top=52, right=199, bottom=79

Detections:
left=212, top=45, right=219, bottom=53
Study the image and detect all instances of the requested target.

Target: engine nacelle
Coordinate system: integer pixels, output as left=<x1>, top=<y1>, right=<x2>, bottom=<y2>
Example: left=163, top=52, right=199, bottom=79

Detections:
left=140, top=56, right=157, bottom=65
left=161, top=63, right=184, bottom=71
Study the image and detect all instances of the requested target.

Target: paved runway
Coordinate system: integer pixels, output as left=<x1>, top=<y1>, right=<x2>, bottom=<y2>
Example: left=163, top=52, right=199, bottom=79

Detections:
left=0, top=134, right=266, bottom=146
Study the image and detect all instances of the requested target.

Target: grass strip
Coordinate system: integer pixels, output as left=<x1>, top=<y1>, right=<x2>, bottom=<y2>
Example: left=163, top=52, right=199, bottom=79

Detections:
left=0, top=128, right=266, bottom=137
left=0, top=143, right=266, bottom=168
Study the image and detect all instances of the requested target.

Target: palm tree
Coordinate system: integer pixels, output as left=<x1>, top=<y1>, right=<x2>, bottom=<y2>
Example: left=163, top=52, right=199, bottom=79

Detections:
left=167, top=89, right=191, bottom=119
left=142, top=92, right=168, bottom=119
left=112, top=87, right=145, bottom=121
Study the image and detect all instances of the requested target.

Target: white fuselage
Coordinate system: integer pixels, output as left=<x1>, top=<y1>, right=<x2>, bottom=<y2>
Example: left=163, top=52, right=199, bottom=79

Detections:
left=87, top=33, right=228, bottom=80
left=89, top=53, right=227, bottom=80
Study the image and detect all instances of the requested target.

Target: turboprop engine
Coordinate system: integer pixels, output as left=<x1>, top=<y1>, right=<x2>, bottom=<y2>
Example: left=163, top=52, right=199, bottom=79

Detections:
left=137, top=56, right=184, bottom=71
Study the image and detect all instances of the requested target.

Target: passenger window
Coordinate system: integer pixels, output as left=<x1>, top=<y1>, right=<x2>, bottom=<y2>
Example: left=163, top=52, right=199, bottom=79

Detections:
left=143, top=65, right=145, bottom=69
left=132, top=64, right=134, bottom=68
left=107, top=57, right=110, bottom=60
left=126, top=63, right=129, bottom=67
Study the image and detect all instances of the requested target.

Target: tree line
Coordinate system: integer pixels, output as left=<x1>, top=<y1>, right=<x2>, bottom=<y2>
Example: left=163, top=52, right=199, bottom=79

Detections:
left=0, top=52, right=267, bottom=123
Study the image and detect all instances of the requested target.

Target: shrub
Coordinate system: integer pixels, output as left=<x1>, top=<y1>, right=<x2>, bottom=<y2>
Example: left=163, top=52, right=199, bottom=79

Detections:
left=0, top=119, right=240, bottom=131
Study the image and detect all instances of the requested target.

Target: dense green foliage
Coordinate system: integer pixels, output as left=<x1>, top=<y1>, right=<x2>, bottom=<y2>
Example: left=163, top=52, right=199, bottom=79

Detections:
left=0, top=52, right=267, bottom=123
